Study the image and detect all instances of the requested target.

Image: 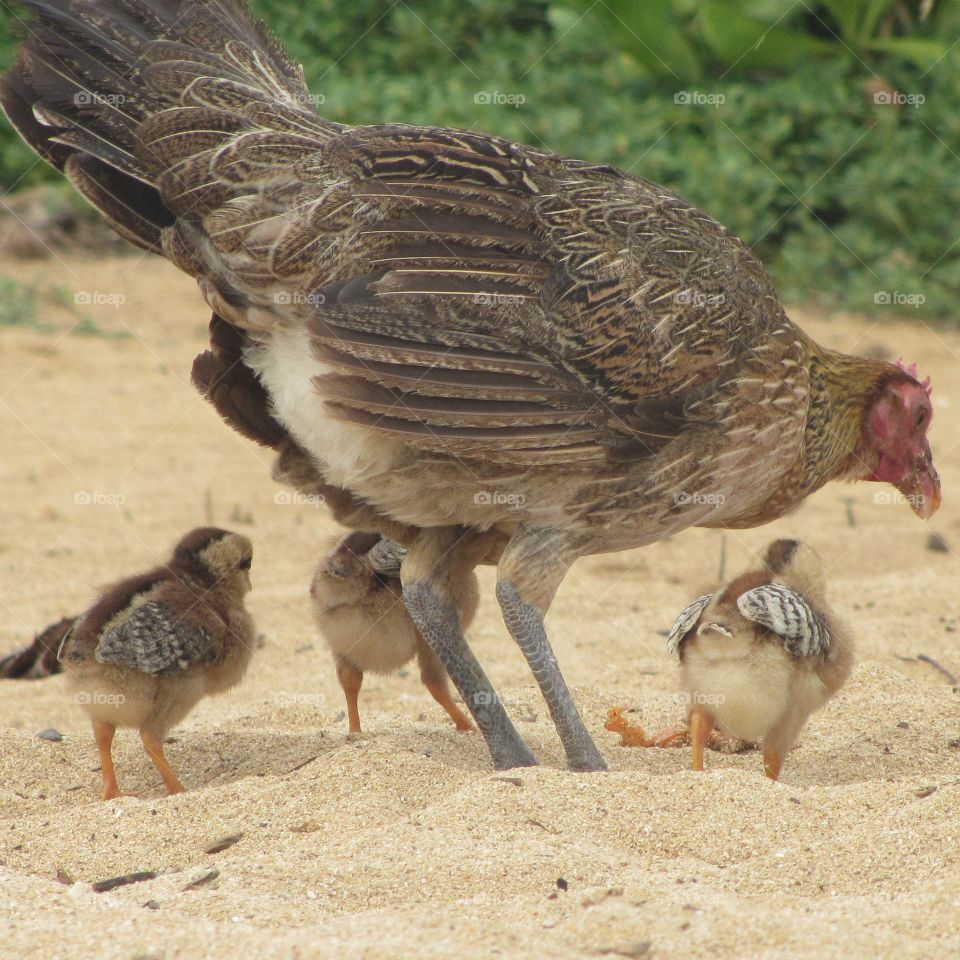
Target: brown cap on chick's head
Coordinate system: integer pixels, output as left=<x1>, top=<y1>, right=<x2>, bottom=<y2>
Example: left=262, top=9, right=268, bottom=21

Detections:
left=172, top=527, right=253, bottom=594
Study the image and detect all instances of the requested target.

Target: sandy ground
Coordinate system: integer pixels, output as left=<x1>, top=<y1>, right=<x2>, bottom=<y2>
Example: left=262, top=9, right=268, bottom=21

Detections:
left=0, top=254, right=958, bottom=960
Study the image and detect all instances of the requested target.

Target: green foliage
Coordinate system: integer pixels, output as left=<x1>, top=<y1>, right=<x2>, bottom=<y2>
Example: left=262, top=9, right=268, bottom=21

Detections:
left=0, top=276, right=131, bottom=336
left=0, top=0, right=957, bottom=319
left=0, top=275, right=45, bottom=331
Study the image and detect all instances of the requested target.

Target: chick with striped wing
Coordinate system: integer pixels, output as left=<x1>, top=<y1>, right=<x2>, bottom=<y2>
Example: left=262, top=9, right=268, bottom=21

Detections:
left=61, top=528, right=256, bottom=799
left=667, top=539, right=853, bottom=780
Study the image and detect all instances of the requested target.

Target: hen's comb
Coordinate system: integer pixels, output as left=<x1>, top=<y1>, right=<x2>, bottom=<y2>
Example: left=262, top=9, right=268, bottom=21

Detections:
left=896, top=358, right=932, bottom=395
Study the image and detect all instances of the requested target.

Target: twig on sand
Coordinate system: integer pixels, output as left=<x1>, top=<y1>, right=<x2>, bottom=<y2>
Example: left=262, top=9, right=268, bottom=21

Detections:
left=917, top=654, right=958, bottom=686
left=92, top=871, right=157, bottom=893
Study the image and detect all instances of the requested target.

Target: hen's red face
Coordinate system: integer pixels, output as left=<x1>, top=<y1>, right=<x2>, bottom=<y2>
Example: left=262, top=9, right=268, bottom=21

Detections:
left=866, top=375, right=940, bottom=518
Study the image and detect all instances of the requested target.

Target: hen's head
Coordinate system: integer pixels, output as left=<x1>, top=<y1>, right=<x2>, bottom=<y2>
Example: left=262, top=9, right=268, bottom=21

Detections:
left=863, top=361, right=939, bottom=518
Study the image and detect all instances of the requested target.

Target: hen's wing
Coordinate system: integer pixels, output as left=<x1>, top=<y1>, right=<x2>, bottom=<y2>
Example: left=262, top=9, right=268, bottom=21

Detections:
left=95, top=600, right=216, bottom=675
left=271, top=127, right=797, bottom=467
left=3, top=2, right=806, bottom=472
left=736, top=583, right=830, bottom=657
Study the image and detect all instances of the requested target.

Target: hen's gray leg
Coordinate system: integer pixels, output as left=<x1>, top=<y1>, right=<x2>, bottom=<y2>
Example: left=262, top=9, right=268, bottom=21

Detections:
left=496, top=530, right=606, bottom=772
left=401, top=527, right=537, bottom=770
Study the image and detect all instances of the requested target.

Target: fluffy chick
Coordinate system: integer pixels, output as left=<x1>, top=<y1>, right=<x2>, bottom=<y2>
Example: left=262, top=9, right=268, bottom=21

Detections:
left=60, top=528, right=256, bottom=799
left=667, top=539, right=853, bottom=780
left=311, top=531, right=478, bottom=734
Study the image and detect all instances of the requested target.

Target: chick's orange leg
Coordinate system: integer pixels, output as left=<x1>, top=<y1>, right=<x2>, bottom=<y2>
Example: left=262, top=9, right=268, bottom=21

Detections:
left=417, top=641, right=474, bottom=731
left=94, top=720, right=128, bottom=801
left=422, top=675, right=475, bottom=731
left=688, top=706, right=714, bottom=772
left=762, top=744, right=784, bottom=781
left=139, top=729, right=185, bottom=795
left=336, top=658, right=364, bottom=734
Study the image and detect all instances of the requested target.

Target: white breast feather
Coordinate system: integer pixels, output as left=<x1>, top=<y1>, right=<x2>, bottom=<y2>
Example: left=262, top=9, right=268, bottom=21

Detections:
left=244, top=327, right=404, bottom=488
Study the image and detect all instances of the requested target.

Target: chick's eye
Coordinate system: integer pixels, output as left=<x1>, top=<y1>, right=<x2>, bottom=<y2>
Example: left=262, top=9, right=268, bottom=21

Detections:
left=239, top=556, right=252, bottom=571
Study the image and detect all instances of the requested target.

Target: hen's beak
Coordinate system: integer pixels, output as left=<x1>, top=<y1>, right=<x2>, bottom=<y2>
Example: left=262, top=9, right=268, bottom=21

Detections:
left=899, top=445, right=941, bottom=519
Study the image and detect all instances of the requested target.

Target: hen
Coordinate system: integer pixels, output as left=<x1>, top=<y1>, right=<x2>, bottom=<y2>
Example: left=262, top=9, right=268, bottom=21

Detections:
left=1, top=0, right=939, bottom=771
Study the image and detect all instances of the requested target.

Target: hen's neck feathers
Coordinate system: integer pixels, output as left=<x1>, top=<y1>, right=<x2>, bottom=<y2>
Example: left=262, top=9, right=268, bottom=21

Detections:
left=801, top=342, right=892, bottom=492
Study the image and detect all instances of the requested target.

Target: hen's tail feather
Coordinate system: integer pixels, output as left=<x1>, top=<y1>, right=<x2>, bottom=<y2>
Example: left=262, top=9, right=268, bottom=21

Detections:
left=0, top=0, right=321, bottom=252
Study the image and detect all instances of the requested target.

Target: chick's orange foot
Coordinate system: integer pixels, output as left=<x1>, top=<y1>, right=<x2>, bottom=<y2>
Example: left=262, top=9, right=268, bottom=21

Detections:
left=604, top=708, right=686, bottom=748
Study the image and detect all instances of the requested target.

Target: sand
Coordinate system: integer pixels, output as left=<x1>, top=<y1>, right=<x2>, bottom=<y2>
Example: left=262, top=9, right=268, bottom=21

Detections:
left=1, top=254, right=958, bottom=959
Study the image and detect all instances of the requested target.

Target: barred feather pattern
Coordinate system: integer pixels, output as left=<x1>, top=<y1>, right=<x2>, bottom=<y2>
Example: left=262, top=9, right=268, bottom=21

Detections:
left=736, top=583, right=830, bottom=658
left=666, top=594, right=712, bottom=658
left=96, top=599, right=214, bottom=674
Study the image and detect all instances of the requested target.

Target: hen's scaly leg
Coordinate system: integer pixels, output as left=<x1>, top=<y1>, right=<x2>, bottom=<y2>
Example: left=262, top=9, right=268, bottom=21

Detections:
left=336, top=657, right=364, bottom=733
left=94, top=720, right=126, bottom=801
left=688, top=706, right=714, bottom=772
left=402, top=527, right=536, bottom=770
left=140, top=729, right=185, bottom=795
left=496, top=530, right=606, bottom=772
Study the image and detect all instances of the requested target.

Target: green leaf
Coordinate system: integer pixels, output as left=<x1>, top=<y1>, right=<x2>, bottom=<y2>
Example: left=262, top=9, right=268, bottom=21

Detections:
left=700, top=1, right=835, bottom=70
left=865, top=37, right=949, bottom=69
left=578, top=0, right=702, bottom=82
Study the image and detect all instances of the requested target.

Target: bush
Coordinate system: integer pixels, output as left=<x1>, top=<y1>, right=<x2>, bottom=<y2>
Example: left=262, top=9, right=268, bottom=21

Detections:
left=0, top=0, right=956, bottom=318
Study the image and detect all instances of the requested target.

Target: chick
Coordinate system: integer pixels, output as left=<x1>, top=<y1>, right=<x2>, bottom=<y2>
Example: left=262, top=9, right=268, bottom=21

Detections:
left=60, top=528, right=256, bottom=799
left=666, top=539, right=853, bottom=780
left=311, top=532, right=478, bottom=734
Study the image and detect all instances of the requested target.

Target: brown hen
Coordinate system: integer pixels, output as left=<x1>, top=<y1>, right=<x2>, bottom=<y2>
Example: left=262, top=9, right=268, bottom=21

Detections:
left=1, top=0, right=939, bottom=771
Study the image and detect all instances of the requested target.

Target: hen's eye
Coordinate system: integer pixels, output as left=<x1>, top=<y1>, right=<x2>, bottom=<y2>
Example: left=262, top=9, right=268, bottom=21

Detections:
left=238, top=556, right=252, bottom=571
left=916, top=409, right=927, bottom=428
